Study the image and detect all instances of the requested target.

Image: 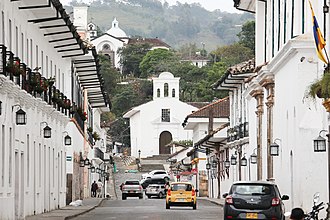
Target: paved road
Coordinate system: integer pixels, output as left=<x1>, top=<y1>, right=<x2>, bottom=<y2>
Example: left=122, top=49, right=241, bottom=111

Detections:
left=72, top=198, right=223, bottom=220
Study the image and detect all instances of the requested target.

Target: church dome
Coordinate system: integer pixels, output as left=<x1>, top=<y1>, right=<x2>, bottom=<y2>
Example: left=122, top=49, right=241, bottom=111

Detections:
left=158, top=72, right=174, bottom=79
left=106, top=17, right=127, bottom=37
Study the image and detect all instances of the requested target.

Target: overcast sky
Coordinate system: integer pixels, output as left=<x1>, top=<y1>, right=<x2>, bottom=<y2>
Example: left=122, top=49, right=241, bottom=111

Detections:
left=60, top=0, right=239, bottom=13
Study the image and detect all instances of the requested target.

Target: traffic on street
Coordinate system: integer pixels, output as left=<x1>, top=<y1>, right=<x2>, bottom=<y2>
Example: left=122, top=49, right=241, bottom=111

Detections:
left=72, top=198, right=223, bottom=220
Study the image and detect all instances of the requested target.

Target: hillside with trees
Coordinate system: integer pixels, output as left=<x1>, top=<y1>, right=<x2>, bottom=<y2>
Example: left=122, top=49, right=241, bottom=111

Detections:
left=66, top=0, right=254, bottom=51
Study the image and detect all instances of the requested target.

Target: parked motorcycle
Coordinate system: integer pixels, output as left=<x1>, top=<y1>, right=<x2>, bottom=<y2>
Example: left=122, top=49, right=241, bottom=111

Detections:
left=304, top=192, right=325, bottom=220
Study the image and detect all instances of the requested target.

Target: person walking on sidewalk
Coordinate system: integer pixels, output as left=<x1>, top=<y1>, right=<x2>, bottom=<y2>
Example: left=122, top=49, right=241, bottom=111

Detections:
left=91, top=181, right=98, bottom=197
left=289, top=208, right=306, bottom=220
left=96, top=179, right=103, bottom=198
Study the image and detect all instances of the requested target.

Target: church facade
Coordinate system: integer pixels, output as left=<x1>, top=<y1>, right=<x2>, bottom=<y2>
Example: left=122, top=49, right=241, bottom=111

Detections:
left=123, top=72, right=197, bottom=158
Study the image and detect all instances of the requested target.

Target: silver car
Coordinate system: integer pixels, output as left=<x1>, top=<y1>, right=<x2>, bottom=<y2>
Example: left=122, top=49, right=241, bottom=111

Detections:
left=145, top=183, right=166, bottom=198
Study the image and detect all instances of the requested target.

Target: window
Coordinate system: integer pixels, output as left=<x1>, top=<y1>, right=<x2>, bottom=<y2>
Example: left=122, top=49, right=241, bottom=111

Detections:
left=36, top=45, right=38, bottom=68
left=9, top=19, right=12, bottom=50
left=102, top=44, right=110, bottom=50
left=15, top=26, right=18, bottom=55
left=21, top=33, right=24, bottom=61
left=164, top=83, right=169, bottom=97
left=161, top=109, right=170, bottom=122
left=157, top=89, right=160, bottom=97
left=1, top=125, right=4, bottom=187
left=1, top=11, right=4, bottom=44
left=172, top=89, right=175, bottom=97
left=27, top=135, right=29, bottom=187
left=9, top=127, right=12, bottom=187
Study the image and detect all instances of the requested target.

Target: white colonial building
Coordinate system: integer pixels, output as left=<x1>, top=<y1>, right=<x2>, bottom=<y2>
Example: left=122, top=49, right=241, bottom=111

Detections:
left=0, top=1, right=110, bottom=219
left=211, top=0, right=330, bottom=216
left=123, top=72, right=197, bottom=158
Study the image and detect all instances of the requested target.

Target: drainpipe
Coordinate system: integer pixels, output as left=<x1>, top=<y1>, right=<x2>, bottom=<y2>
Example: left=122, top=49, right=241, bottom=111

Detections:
left=250, top=89, right=264, bottom=180
left=261, top=79, right=275, bottom=180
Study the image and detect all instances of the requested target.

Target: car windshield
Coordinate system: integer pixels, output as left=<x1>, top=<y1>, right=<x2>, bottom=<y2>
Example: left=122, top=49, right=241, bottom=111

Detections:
left=231, top=184, right=272, bottom=195
left=171, top=184, right=192, bottom=191
left=125, top=181, right=140, bottom=185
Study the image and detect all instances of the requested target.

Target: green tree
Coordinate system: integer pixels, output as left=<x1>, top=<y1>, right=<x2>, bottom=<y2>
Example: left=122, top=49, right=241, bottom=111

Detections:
left=139, top=49, right=180, bottom=78
left=118, top=43, right=151, bottom=77
left=237, top=20, right=255, bottom=51
left=211, top=43, right=254, bottom=67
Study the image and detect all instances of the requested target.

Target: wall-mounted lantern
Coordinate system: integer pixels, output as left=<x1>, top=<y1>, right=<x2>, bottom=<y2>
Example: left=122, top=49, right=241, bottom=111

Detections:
left=250, top=151, right=257, bottom=164
left=12, top=104, right=27, bottom=125
left=241, top=155, right=247, bottom=166
left=40, top=122, right=51, bottom=138
left=63, top=131, right=72, bottom=146
left=313, top=130, right=327, bottom=152
left=270, top=138, right=281, bottom=156
left=224, top=158, right=230, bottom=168
left=230, top=154, right=237, bottom=165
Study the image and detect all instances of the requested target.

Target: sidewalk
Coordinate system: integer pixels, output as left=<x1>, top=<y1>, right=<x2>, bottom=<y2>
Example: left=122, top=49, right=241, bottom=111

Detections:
left=25, top=197, right=104, bottom=220
left=199, top=197, right=225, bottom=207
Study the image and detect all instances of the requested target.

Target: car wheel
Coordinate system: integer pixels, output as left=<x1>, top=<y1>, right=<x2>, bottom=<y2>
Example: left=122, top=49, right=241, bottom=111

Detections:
left=159, top=192, right=164, bottom=198
left=166, top=202, right=170, bottom=209
left=147, top=195, right=151, bottom=199
left=122, top=194, right=127, bottom=200
left=193, top=203, right=197, bottom=210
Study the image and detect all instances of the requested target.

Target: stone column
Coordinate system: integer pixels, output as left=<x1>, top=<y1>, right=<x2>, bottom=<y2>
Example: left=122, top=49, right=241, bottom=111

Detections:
left=261, top=78, right=275, bottom=180
left=250, top=89, right=264, bottom=180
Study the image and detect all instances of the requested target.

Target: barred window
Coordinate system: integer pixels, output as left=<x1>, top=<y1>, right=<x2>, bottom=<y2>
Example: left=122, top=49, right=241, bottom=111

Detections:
left=161, top=109, right=170, bottom=122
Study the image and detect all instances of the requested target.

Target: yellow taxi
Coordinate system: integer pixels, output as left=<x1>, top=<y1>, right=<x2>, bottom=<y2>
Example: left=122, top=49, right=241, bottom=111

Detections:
left=165, top=182, right=198, bottom=210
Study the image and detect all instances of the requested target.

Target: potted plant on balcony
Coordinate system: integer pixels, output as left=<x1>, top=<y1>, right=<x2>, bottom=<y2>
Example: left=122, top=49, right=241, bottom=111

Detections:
left=52, top=91, right=60, bottom=103
left=6, top=60, right=21, bottom=76
left=307, top=67, right=330, bottom=111
left=92, top=132, right=100, bottom=141
left=44, top=76, right=55, bottom=88
left=77, top=107, right=87, bottom=121
left=63, top=99, right=71, bottom=109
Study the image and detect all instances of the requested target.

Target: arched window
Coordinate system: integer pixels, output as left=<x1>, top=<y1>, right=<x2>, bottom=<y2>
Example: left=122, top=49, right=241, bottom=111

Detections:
left=172, top=89, right=175, bottom=97
left=89, top=24, right=94, bottom=30
left=157, top=88, right=160, bottom=97
left=102, top=44, right=111, bottom=51
left=164, top=83, right=168, bottom=97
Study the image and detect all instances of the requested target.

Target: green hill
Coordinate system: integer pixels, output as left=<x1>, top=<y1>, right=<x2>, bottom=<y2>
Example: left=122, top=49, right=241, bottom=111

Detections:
left=66, top=0, right=254, bottom=51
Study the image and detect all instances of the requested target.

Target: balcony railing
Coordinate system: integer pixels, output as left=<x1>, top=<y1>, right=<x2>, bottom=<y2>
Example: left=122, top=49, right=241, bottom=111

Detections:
left=227, top=122, right=249, bottom=142
left=0, top=44, right=83, bottom=121
left=94, top=147, right=104, bottom=161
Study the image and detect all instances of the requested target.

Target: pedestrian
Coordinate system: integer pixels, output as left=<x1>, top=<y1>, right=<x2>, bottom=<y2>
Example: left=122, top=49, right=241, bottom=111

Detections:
left=120, top=182, right=124, bottom=191
left=96, top=179, right=103, bottom=198
left=290, top=207, right=306, bottom=220
left=91, top=181, right=98, bottom=197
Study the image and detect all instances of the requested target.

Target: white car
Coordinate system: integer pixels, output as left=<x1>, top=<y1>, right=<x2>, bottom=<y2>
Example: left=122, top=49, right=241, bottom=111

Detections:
left=142, top=170, right=169, bottom=180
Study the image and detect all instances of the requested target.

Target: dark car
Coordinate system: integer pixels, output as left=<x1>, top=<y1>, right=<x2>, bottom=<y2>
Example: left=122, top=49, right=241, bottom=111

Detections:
left=140, top=178, right=167, bottom=190
left=223, top=181, right=289, bottom=220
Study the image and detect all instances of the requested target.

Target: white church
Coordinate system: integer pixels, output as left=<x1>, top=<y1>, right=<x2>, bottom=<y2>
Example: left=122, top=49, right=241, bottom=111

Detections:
left=123, top=72, right=198, bottom=158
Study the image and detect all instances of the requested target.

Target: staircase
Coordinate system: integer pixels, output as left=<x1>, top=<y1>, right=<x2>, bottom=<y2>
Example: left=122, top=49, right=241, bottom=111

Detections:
left=140, top=154, right=171, bottom=172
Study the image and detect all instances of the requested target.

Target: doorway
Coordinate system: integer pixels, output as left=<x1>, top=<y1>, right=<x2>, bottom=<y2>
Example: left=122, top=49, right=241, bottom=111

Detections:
left=159, top=131, right=172, bottom=154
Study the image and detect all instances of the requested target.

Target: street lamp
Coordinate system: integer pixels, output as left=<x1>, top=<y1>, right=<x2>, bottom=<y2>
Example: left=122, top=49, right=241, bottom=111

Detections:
left=314, top=130, right=327, bottom=152
left=63, top=131, right=72, bottom=146
left=250, top=148, right=257, bottom=164
left=12, top=104, right=27, bottom=125
left=224, top=158, right=230, bottom=168
left=313, top=129, right=330, bottom=214
left=206, top=162, right=211, bottom=170
left=241, top=155, right=247, bottom=166
left=270, top=138, right=281, bottom=156
left=40, top=122, right=51, bottom=138
left=138, top=149, right=141, bottom=159
left=230, top=154, right=237, bottom=165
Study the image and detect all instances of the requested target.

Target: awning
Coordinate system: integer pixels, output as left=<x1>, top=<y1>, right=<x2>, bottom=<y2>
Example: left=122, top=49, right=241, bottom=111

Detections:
left=18, top=0, right=87, bottom=58
left=73, top=47, right=111, bottom=110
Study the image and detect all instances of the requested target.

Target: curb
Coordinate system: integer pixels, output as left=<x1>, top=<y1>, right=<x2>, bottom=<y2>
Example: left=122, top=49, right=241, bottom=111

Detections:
left=65, top=198, right=105, bottom=220
left=208, top=200, right=224, bottom=207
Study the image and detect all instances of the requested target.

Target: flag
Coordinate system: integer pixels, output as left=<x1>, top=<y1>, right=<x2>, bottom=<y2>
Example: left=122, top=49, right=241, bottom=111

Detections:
left=308, top=0, right=328, bottom=64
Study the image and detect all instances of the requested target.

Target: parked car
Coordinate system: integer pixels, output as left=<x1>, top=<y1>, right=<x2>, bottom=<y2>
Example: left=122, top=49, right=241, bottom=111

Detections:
left=165, top=182, right=198, bottom=210
left=223, top=181, right=289, bottom=220
left=142, top=170, right=170, bottom=180
left=140, top=177, right=167, bottom=190
left=121, top=180, right=143, bottom=200
left=145, top=178, right=168, bottom=198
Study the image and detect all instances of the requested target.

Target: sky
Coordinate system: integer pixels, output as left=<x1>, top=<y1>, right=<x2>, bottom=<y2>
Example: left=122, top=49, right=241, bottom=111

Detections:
left=59, top=0, right=238, bottom=13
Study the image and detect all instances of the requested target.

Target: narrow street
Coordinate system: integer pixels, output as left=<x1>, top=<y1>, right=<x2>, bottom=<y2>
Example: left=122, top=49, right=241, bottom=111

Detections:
left=73, top=198, right=223, bottom=220
left=71, top=156, right=224, bottom=219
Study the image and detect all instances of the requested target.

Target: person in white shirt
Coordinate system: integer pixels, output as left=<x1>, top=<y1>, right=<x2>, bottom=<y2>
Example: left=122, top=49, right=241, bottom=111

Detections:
left=96, top=179, right=103, bottom=198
